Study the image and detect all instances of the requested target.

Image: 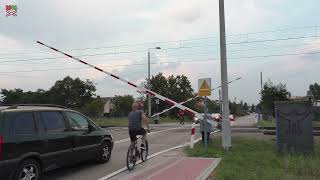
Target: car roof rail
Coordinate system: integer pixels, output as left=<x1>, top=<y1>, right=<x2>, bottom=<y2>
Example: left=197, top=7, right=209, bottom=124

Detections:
left=0, top=104, right=69, bottom=109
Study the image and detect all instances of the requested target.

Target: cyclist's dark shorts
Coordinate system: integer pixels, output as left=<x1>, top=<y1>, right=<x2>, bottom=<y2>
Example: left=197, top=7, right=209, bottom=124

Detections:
left=129, top=128, right=146, bottom=142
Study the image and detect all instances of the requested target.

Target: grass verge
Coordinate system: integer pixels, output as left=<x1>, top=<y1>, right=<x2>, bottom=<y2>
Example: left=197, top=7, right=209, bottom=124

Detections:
left=93, top=117, right=185, bottom=127
left=185, top=137, right=320, bottom=180
left=256, top=120, right=276, bottom=127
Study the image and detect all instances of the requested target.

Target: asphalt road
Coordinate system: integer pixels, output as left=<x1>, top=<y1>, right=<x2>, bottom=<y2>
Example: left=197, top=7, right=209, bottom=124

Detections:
left=231, top=114, right=257, bottom=127
left=42, top=124, right=203, bottom=180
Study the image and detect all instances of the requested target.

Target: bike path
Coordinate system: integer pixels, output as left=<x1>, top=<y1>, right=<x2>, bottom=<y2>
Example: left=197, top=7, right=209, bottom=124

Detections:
left=109, top=148, right=221, bottom=180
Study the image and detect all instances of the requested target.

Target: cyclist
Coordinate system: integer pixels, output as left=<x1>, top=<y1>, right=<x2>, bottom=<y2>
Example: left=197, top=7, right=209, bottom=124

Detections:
left=128, top=102, right=150, bottom=145
left=178, top=110, right=185, bottom=125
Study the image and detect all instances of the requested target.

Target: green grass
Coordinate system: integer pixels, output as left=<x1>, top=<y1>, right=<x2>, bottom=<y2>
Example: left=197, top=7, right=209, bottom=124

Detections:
left=185, top=137, right=320, bottom=180
left=93, top=117, right=185, bottom=127
left=93, top=117, right=128, bottom=127
left=313, top=121, right=320, bottom=126
left=256, top=120, right=276, bottom=127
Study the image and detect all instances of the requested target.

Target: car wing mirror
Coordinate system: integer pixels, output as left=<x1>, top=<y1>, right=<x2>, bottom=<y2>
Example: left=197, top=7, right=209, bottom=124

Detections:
left=88, top=124, right=95, bottom=133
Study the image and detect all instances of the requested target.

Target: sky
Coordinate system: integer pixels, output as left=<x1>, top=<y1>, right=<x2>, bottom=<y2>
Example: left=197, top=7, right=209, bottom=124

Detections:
left=0, top=0, right=320, bottom=105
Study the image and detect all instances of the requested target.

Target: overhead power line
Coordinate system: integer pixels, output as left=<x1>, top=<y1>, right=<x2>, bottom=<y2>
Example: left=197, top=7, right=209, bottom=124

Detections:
left=0, top=24, right=318, bottom=55
left=1, top=34, right=319, bottom=65
left=1, top=50, right=319, bottom=74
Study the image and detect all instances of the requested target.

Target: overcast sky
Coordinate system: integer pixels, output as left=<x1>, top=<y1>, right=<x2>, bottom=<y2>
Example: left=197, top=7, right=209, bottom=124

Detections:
left=0, top=0, right=320, bottom=105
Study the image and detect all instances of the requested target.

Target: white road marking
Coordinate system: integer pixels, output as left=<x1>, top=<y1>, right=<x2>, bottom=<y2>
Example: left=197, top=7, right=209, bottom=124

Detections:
left=99, top=129, right=220, bottom=180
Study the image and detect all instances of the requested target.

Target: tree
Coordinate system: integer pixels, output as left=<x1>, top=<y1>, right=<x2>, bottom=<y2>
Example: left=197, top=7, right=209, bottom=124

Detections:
left=250, top=104, right=255, bottom=112
left=243, top=102, right=249, bottom=112
left=260, top=80, right=290, bottom=116
left=111, top=95, right=134, bottom=117
left=309, top=83, right=320, bottom=100
left=229, top=101, right=241, bottom=116
left=149, top=73, right=168, bottom=97
left=0, top=76, right=98, bottom=115
left=1, top=88, right=24, bottom=104
left=49, top=76, right=96, bottom=108
left=167, top=75, right=194, bottom=102
left=144, top=73, right=194, bottom=117
left=0, top=88, right=49, bottom=104
left=81, top=99, right=104, bottom=118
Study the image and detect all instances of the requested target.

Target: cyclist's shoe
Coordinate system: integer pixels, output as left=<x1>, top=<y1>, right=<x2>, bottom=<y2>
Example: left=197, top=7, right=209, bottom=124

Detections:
left=140, top=144, right=146, bottom=150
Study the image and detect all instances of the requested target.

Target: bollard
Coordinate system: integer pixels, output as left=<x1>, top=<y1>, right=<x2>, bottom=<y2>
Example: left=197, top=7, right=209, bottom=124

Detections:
left=190, top=123, right=196, bottom=149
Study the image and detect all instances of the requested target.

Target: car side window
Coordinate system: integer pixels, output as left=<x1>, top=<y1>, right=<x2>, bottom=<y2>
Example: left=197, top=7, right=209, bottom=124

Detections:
left=41, top=111, right=67, bottom=133
left=11, top=112, right=36, bottom=135
left=66, top=112, right=89, bottom=131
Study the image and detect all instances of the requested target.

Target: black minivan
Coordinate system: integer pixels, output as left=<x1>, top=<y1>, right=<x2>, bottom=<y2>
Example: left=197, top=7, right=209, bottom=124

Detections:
left=0, top=104, right=114, bottom=180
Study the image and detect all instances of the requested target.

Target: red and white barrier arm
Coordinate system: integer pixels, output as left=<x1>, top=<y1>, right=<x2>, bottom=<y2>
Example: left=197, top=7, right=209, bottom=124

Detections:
left=151, top=96, right=195, bottom=118
left=151, top=77, right=241, bottom=118
left=36, top=41, right=202, bottom=120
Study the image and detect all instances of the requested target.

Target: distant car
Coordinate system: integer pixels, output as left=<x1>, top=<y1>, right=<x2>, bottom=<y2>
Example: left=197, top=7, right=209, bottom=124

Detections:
left=229, top=114, right=235, bottom=121
left=211, top=113, right=235, bottom=122
left=0, top=104, right=114, bottom=180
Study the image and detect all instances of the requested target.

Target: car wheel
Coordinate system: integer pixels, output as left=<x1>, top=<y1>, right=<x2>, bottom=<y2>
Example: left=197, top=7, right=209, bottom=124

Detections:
left=13, top=159, right=41, bottom=180
left=97, top=141, right=111, bottom=163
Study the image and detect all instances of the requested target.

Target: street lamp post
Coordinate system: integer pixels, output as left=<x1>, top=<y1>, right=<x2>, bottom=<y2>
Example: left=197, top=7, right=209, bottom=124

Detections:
left=148, top=47, right=161, bottom=123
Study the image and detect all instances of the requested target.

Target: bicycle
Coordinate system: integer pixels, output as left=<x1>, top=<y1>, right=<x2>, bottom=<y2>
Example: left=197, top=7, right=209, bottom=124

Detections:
left=126, top=135, right=149, bottom=171
left=179, top=116, right=185, bottom=125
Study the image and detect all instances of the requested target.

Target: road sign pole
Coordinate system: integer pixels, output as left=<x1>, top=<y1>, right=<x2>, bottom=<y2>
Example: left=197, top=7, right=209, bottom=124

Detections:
left=204, top=96, right=208, bottom=152
left=219, top=0, right=232, bottom=151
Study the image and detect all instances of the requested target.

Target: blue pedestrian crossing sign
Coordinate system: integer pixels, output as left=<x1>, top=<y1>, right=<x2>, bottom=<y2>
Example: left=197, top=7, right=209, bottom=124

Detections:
left=198, top=78, right=211, bottom=96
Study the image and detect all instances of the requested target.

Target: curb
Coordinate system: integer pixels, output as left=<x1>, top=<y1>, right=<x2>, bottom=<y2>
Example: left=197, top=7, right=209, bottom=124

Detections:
left=196, top=158, right=221, bottom=180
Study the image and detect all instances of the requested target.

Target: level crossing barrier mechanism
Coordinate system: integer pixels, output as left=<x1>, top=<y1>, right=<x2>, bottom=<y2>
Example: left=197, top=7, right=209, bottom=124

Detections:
left=37, top=41, right=203, bottom=121
left=151, top=77, right=241, bottom=118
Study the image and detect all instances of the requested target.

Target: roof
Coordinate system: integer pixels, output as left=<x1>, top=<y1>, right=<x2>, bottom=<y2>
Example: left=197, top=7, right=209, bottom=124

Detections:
left=97, top=97, right=112, bottom=103
left=0, top=104, right=69, bottom=113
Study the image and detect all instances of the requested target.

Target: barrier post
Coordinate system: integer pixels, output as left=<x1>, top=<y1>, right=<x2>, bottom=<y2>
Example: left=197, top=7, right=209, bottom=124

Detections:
left=190, top=123, right=196, bottom=149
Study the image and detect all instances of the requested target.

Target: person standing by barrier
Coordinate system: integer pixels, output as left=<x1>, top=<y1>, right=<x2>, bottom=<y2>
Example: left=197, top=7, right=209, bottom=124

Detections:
left=200, top=114, right=213, bottom=144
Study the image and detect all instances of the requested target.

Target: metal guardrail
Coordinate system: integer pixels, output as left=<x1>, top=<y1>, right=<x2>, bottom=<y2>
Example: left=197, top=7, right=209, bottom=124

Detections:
left=258, top=126, right=320, bottom=131
left=262, top=129, right=320, bottom=136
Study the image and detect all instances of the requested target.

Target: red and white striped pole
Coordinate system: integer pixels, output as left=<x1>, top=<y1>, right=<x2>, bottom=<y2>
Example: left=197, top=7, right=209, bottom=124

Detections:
left=190, top=123, right=196, bottom=149
left=36, top=41, right=203, bottom=120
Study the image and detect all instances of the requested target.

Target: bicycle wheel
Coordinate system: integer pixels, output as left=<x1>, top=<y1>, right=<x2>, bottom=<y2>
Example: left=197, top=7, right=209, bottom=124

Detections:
left=126, top=144, right=137, bottom=171
left=140, top=140, right=148, bottom=162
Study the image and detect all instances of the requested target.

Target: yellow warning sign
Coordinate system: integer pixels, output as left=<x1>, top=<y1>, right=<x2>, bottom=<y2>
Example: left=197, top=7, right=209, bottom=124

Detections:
left=200, top=80, right=210, bottom=89
left=198, top=78, right=211, bottom=96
